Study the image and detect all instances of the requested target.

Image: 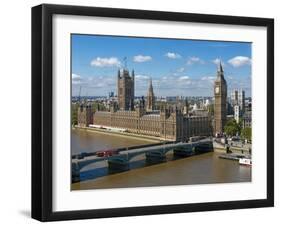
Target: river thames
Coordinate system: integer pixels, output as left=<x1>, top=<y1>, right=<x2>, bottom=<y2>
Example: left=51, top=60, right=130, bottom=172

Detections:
left=71, top=129, right=251, bottom=190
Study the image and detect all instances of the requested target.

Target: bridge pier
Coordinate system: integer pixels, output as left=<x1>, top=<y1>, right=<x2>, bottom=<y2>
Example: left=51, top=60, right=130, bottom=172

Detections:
left=193, top=142, right=213, bottom=154
left=145, top=151, right=167, bottom=163
left=72, top=162, right=81, bottom=183
left=107, top=155, right=130, bottom=171
left=173, top=146, right=194, bottom=157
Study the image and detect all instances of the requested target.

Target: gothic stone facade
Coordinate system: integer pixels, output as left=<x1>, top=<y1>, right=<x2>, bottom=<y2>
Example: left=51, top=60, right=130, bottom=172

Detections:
left=77, top=104, right=93, bottom=127
left=117, top=69, right=134, bottom=111
left=93, top=107, right=212, bottom=141
left=214, top=62, right=227, bottom=135
left=146, top=78, right=155, bottom=111
left=78, top=67, right=213, bottom=141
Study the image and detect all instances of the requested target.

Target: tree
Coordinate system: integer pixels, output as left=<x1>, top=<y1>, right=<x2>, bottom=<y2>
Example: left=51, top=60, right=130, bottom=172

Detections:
left=224, top=119, right=241, bottom=137
left=241, top=127, right=252, bottom=141
left=71, top=103, right=78, bottom=126
left=92, top=102, right=106, bottom=112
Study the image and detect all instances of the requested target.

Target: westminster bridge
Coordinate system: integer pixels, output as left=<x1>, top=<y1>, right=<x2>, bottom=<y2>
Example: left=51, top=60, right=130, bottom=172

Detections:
left=72, top=138, right=213, bottom=182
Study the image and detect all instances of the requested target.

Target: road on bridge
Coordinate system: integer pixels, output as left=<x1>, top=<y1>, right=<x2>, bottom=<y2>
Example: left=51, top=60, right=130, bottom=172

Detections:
left=72, top=137, right=212, bottom=168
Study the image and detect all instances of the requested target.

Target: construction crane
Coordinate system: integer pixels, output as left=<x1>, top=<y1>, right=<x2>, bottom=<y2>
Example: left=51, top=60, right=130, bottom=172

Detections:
left=78, top=86, right=82, bottom=103
left=123, top=57, right=127, bottom=69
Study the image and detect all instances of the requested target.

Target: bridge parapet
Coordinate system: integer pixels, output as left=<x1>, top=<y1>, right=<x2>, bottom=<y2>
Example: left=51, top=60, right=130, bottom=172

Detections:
left=71, top=139, right=213, bottom=182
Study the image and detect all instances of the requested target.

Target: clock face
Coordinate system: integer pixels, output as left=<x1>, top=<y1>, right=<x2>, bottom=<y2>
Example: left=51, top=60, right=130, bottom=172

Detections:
left=215, top=86, right=220, bottom=94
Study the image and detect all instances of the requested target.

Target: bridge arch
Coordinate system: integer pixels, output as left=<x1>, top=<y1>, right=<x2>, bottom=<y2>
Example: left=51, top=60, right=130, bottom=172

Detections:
left=72, top=139, right=213, bottom=179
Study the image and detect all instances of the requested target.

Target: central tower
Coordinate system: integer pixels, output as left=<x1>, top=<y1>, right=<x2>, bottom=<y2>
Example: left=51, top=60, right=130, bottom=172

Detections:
left=146, top=78, right=155, bottom=111
left=214, top=62, right=227, bottom=135
left=117, top=69, right=135, bottom=110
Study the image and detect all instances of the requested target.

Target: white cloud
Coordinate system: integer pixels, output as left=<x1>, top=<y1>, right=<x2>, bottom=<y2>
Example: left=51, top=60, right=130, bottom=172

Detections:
left=90, top=57, right=121, bottom=67
left=178, top=76, right=190, bottom=81
left=228, top=56, right=251, bottom=67
left=135, top=74, right=150, bottom=80
left=72, top=73, right=81, bottom=80
left=177, top=67, right=185, bottom=73
left=187, top=56, right=204, bottom=65
left=72, top=73, right=83, bottom=84
left=212, top=58, right=226, bottom=67
left=87, top=75, right=115, bottom=88
left=212, top=58, right=220, bottom=65
left=134, top=75, right=152, bottom=94
left=178, top=76, right=191, bottom=85
left=133, top=55, right=152, bottom=63
left=165, top=52, right=181, bottom=59
left=201, top=76, right=215, bottom=81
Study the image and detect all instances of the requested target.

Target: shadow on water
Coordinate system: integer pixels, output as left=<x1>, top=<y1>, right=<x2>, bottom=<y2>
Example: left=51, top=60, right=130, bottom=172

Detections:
left=79, top=154, right=188, bottom=182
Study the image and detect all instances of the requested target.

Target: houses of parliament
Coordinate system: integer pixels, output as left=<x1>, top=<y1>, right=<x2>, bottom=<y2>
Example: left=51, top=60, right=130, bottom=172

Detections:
left=77, top=63, right=227, bottom=141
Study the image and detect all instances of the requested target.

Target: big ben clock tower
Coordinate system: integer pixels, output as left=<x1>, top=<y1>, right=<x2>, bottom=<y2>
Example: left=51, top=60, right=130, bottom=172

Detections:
left=214, top=62, right=227, bottom=135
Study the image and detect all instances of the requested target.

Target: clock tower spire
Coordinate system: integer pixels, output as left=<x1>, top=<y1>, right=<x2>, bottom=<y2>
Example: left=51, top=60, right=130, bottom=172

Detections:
left=214, top=61, right=227, bottom=135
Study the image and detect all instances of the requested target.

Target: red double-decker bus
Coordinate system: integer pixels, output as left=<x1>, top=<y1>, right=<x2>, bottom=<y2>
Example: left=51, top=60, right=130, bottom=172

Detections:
left=96, top=149, right=119, bottom=157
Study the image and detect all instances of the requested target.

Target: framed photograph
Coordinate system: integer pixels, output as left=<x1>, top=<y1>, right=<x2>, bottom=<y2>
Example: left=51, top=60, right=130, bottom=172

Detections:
left=32, top=4, right=274, bottom=221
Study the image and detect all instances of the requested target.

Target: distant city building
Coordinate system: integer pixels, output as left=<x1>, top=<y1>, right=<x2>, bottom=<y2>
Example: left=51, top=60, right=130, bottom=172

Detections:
left=230, top=90, right=238, bottom=105
left=146, top=78, right=155, bottom=111
left=242, top=110, right=252, bottom=128
left=117, top=69, right=135, bottom=110
left=204, top=99, right=210, bottom=107
left=183, top=98, right=189, bottom=115
left=192, top=109, right=209, bottom=117
left=234, top=105, right=241, bottom=123
left=231, top=89, right=245, bottom=112
left=190, top=100, right=209, bottom=117
left=193, top=103, right=198, bottom=111
left=165, top=96, right=177, bottom=102
left=242, top=97, right=252, bottom=128
left=230, top=90, right=250, bottom=127
left=108, top=91, right=114, bottom=98
left=245, top=98, right=252, bottom=112
left=238, top=90, right=245, bottom=111
left=214, top=62, right=227, bottom=135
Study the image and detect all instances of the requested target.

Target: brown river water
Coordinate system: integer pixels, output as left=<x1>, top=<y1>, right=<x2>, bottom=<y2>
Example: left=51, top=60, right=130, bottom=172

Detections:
left=71, top=129, right=251, bottom=190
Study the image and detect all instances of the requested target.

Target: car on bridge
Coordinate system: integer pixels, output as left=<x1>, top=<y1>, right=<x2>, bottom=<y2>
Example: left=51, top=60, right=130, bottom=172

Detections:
left=96, top=149, right=120, bottom=157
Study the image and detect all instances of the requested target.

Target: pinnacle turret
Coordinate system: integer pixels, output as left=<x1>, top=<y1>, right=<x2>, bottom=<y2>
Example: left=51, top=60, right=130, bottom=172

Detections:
left=146, top=77, right=155, bottom=111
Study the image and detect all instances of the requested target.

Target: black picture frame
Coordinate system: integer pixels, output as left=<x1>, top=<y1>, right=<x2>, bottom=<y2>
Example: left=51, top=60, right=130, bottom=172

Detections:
left=32, top=4, right=274, bottom=222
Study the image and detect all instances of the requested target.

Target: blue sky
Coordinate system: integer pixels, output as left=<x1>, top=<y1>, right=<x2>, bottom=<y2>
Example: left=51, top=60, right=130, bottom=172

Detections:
left=71, top=34, right=252, bottom=97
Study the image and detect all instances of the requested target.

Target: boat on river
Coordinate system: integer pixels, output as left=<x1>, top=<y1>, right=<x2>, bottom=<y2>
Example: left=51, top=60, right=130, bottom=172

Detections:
left=239, top=158, right=252, bottom=166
